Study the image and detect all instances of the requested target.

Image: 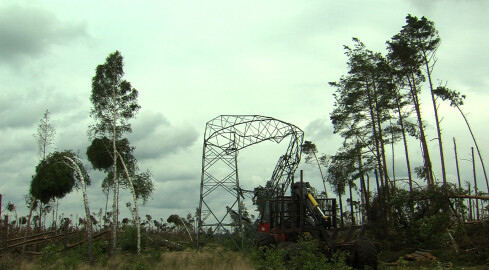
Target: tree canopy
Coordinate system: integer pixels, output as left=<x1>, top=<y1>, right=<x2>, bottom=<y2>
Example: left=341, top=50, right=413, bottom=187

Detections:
left=30, top=150, right=90, bottom=204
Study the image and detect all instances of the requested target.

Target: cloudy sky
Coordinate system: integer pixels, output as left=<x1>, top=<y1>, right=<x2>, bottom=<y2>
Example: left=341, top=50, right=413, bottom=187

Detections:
left=1, top=0, right=488, bottom=225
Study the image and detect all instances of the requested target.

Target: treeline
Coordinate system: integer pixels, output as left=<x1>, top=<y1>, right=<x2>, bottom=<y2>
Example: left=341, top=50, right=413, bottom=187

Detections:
left=302, top=15, right=489, bottom=248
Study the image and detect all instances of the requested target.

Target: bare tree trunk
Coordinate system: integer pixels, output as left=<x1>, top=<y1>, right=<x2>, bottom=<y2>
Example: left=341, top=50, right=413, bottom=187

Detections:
left=407, top=74, right=433, bottom=186
left=21, top=197, right=36, bottom=258
left=422, top=50, right=447, bottom=185
left=116, top=151, right=141, bottom=256
left=394, top=88, right=413, bottom=192
left=471, top=148, right=479, bottom=221
left=453, top=138, right=464, bottom=222
left=338, top=187, right=344, bottom=228
left=455, top=105, right=489, bottom=194
left=111, top=85, right=119, bottom=255
left=312, top=152, right=328, bottom=197
left=454, top=138, right=462, bottom=189
left=371, top=76, right=390, bottom=189
left=64, top=156, right=94, bottom=265
left=349, top=183, right=355, bottom=225
left=365, top=80, right=385, bottom=188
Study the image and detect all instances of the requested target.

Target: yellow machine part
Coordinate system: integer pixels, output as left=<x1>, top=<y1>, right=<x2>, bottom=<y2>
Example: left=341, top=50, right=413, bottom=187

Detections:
left=307, top=192, right=329, bottom=220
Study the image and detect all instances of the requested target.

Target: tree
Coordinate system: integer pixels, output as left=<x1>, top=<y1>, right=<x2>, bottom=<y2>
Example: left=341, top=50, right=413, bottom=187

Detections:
left=387, top=27, right=434, bottom=186
left=32, top=109, right=56, bottom=229
left=86, top=137, right=154, bottom=255
left=434, top=86, right=489, bottom=194
left=330, top=38, right=394, bottom=190
left=33, top=109, right=56, bottom=160
left=63, top=154, right=95, bottom=265
left=302, top=141, right=329, bottom=197
left=401, top=14, right=446, bottom=184
left=399, top=15, right=446, bottom=184
left=89, top=51, right=141, bottom=253
left=30, top=150, right=94, bottom=263
left=30, top=151, right=87, bottom=204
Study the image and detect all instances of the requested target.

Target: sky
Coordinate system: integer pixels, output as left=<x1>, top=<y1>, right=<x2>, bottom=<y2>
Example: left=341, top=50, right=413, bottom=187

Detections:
left=1, top=0, right=488, bottom=226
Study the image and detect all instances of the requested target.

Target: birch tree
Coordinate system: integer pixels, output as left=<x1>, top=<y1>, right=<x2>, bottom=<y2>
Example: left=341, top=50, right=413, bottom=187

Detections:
left=29, top=150, right=93, bottom=262
left=89, top=51, right=140, bottom=254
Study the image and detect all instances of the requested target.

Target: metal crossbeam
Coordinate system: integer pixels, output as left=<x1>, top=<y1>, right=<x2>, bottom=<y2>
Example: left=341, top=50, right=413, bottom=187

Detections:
left=197, top=115, right=304, bottom=248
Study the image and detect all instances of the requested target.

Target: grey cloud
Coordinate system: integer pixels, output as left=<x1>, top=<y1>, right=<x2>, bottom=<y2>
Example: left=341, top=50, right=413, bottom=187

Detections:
left=0, top=85, right=86, bottom=129
left=0, top=5, right=87, bottom=66
left=146, top=180, right=199, bottom=210
left=304, top=117, right=334, bottom=142
left=129, top=111, right=199, bottom=160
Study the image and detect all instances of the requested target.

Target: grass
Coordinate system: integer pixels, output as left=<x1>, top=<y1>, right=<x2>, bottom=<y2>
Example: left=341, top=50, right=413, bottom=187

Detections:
left=0, top=244, right=252, bottom=270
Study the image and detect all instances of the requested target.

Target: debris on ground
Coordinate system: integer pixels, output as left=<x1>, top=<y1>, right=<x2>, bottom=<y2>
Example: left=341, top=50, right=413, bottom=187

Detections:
left=404, top=250, right=437, bottom=261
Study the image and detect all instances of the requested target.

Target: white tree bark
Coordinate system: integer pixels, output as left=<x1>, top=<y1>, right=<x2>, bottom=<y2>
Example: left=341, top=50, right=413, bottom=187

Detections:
left=116, top=151, right=141, bottom=256
left=64, top=156, right=94, bottom=264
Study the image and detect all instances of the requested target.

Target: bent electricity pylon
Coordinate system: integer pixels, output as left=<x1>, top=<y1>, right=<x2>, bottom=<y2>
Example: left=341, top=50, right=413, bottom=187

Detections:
left=197, top=115, right=304, bottom=248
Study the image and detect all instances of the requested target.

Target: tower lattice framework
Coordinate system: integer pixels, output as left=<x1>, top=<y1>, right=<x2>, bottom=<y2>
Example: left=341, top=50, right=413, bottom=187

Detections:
left=197, top=115, right=304, bottom=248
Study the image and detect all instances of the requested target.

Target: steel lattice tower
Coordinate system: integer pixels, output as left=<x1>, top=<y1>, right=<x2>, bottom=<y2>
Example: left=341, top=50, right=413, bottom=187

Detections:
left=197, top=115, right=304, bottom=248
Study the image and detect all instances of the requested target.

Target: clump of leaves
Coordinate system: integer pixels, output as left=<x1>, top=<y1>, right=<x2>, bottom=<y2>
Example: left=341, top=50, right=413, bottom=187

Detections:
left=31, top=150, right=89, bottom=204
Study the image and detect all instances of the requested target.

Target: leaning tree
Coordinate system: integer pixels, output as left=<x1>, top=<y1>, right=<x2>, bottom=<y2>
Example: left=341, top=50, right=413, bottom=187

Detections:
left=87, top=137, right=154, bottom=255
left=29, top=150, right=94, bottom=264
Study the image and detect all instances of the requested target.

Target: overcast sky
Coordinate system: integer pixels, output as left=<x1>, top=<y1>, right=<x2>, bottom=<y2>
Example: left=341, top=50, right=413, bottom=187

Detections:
left=1, top=0, right=488, bottom=225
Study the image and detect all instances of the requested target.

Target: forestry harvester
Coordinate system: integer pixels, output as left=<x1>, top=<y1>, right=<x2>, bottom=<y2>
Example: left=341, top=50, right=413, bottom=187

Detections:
left=197, top=115, right=377, bottom=269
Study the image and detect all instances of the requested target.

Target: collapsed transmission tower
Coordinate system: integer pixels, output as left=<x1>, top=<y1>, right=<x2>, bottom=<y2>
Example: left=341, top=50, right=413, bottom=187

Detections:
left=197, top=115, right=304, bottom=248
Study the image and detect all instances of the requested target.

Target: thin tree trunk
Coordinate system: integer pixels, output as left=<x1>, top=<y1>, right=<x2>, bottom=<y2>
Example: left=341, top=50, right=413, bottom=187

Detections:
left=104, top=189, right=109, bottom=227
left=365, top=80, right=385, bottom=188
left=64, top=156, right=94, bottom=265
left=454, top=138, right=462, bottom=189
left=455, top=105, right=489, bottom=194
left=407, top=74, right=433, bottom=186
left=21, top=197, right=36, bottom=258
left=116, top=151, right=141, bottom=256
left=371, top=75, right=390, bottom=189
left=471, top=147, right=479, bottom=220
left=313, top=152, right=328, bottom=197
left=390, top=121, right=395, bottom=187
left=423, top=50, right=447, bottom=185
left=467, top=182, right=472, bottom=221
left=394, top=87, right=413, bottom=191
left=111, top=85, right=118, bottom=255
left=338, top=187, right=344, bottom=228
left=357, top=142, right=369, bottom=222
left=349, top=183, right=355, bottom=225
left=453, top=138, right=464, bottom=222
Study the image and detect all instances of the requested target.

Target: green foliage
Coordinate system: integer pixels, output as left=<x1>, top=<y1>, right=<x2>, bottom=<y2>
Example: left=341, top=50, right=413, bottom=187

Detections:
left=251, top=246, right=287, bottom=270
left=121, top=225, right=147, bottom=253
left=87, top=137, right=135, bottom=172
left=371, top=184, right=466, bottom=249
left=132, top=170, right=154, bottom=204
left=31, top=150, right=89, bottom=204
left=433, top=86, right=465, bottom=107
left=250, top=236, right=352, bottom=270
left=89, top=50, right=140, bottom=138
left=287, top=236, right=328, bottom=270
left=86, top=136, right=114, bottom=170
left=39, top=243, right=63, bottom=267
